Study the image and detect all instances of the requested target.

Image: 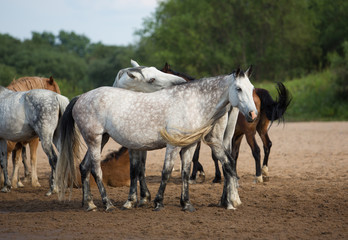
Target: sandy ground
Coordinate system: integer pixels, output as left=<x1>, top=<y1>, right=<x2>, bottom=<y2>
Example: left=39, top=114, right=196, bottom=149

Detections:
left=0, top=122, right=347, bottom=240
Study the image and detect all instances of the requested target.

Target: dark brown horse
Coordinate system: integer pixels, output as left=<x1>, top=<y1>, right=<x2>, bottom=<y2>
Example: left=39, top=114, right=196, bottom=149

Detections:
left=161, top=63, right=292, bottom=183
left=1, top=76, right=60, bottom=188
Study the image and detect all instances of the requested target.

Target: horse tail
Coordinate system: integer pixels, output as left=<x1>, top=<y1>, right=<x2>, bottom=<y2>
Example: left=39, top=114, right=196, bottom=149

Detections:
left=53, top=94, right=69, bottom=151
left=256, top=82, right=292, bottom=126
left=56, top=96, right=81, bottom=200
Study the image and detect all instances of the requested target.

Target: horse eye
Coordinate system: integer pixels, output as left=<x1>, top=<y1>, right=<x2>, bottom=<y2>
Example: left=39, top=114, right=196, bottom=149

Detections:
left=148, top=78, right=155, bottom=83
left=236, top=87, right=242, bottom=92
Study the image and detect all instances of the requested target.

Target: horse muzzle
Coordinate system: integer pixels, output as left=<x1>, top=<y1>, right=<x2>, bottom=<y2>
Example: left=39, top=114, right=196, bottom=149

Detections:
left=246, top=110, right=257, bottom=123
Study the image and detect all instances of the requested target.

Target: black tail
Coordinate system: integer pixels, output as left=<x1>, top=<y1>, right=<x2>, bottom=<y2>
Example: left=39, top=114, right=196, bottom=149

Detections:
left=256, top=82, right=292, bottom=125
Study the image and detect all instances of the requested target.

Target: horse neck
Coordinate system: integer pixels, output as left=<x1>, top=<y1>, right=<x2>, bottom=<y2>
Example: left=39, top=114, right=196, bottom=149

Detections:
left=174, top=75, right=230, bottom=119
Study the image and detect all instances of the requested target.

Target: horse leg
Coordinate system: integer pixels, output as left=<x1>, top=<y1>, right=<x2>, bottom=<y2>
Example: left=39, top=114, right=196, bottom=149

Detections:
left=154, top=145, right=181, bottom=211
left=11, top=146, right=24, bottom=188
left=180, top=144, right=197, bottom=212
left=245, top=133, right=262, bottom=183
left=212, top=151, right=222, bottom=183
left=89, top=136, right=114, bottom=212
left=231, top=133, right=244, bottom=179
left=189, top=141, right=205, bottom=183
left=122, top=149, right=142, bottom=209
left=258, top=129, right=272, bottom=180
left=138, top=150, right=151, bottom=206
left=0, top=139, right=11, bottom=192
left=29, top=138, right=40, bottom=187
left=80, top=152, right=97, bottom=211
left=40, top=137, right=58, bottom=196
left=21, top=145, right=31, bottom=183
left=80, top=133, right=110, bottom=211
left=206, top=118, right=241, bottom=209
left=211, top=145, right=241, bottom=209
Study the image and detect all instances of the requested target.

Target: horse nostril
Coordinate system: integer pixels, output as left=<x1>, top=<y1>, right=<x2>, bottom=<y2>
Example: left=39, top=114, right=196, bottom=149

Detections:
left=249, top=111, right=257, bottom=120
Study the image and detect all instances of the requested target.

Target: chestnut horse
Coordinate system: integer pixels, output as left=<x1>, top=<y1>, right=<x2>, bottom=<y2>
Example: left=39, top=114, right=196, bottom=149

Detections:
left=161, top=63, right=292, bottom=183
left=74, top=147, right=130, bottom=188
left=1, top=76, right=60, bottom=189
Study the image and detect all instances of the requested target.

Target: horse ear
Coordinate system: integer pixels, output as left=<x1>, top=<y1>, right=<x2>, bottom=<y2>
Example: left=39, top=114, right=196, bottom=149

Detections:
left=127, top=71, right=136, bottom=79
left=235, top=67, right=241, bottom=78
left=163, top=62, right=169, bottom=72
left=49, top=76, right=54, bottom=84
left=245, top=65, right=253, bottom=78
left=130, top=59, right=140, bottom=67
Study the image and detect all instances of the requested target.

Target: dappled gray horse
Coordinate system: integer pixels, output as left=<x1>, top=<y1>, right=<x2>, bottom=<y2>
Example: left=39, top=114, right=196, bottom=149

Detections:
left=57, top=66, right=257, bottom=212
left=0, top=87, right=69, bottom=194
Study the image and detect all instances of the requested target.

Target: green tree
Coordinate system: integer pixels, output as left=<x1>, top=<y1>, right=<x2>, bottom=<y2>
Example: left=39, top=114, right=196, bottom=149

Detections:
left=58, top=30, right=90, bottom=57
left=136, top=0, right=319, bottom=81
left=329, top=41, right=348, bottom=100
left=0, top=64, right=17, bottom=86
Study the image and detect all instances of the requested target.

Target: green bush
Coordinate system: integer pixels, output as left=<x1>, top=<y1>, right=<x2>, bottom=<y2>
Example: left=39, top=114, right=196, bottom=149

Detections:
left=328, top=41, right=348, bottom=100
left=0, top=64, right=17, bottom=86
left=256, top=70, right=348, bottom=121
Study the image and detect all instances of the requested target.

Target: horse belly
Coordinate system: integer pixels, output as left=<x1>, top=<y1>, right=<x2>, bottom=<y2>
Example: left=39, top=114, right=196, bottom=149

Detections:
left=0, top=122, right=36, bottom=142
left=106, top=122, right=166, bottom=151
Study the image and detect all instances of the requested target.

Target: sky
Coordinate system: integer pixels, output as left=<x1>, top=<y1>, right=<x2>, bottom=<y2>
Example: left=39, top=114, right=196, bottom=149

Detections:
left=0, top=0, right=158, bottom=46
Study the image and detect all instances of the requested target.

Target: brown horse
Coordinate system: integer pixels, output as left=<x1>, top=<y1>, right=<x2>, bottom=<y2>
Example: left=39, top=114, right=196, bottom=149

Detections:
left=74, top=147, right=130, bottom=188
left=161, top=63, right=292, bottom=183
left=0, top=76, right=60, bottom=188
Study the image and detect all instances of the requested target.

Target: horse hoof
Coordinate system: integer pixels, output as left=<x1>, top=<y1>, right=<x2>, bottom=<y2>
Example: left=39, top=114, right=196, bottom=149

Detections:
left=262, top=166, right=269, bottom=176
left=232, top=198, right=242, bottom=208
left=32, top=182, right=41, bottom=187
left=189, top=179, right=197, bottom=184
left=105, top=205, right=116, bottom=212
left=122, top=200, right=136, bottom=210
left=182, top=204, right=196, bottom=212
left=212, top=178, right=221, bottom=184
left=1, top=186, right=11, bottom=193
left=254, top=175, right=263, bottom=183
left=226, top=203, right=236, bottom=210
left=139, top=198, right=150, bottom=207
left=198, top=172, right=206, bottom=183
left=86, top=202, right=97, bottom=212
left=153, top=203, right=164, bottom=212
left=45, top=190, right=53, bottom=196
left=263, top=176, right=270, bottom=182
left=17, top=181, right=25, bottom=188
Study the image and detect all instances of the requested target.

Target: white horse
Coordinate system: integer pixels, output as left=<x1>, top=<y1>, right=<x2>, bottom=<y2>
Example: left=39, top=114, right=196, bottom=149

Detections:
left=113, top=60, right=240, bottom=210
left=56, top=66, right=257, bottom=212
left=0, top=87, right=69, bottom=194
left=114, top=60, right=186, bottom=92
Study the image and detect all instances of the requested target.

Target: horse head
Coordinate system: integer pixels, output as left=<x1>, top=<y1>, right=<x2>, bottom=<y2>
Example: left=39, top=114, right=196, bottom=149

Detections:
left=161, top=63, right=195, bottom=82
left=228, top=66, right=258, bottom=122
left=113, top=61, right=186, bottom=92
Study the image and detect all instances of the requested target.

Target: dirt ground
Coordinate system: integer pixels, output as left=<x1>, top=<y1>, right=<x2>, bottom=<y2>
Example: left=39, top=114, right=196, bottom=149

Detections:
left=0, top=122, right=347, bottom=240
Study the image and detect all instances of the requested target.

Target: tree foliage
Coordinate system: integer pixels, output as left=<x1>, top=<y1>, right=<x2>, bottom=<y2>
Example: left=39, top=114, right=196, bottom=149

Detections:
left=0, top=0, right=347, bottom=103
left=136, top=0, right=322, bottom=80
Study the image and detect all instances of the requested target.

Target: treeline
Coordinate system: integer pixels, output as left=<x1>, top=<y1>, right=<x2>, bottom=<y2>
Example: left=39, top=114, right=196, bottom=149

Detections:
left=0, top=0, right=347, bottom=100
left=0, top=31, right=136, bottom=97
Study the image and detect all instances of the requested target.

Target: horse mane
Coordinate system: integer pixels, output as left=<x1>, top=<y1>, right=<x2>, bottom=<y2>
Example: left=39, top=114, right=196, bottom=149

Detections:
left=7, top=76, right=61, bottom=93
left=102, top=147, right=128, bottom=163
